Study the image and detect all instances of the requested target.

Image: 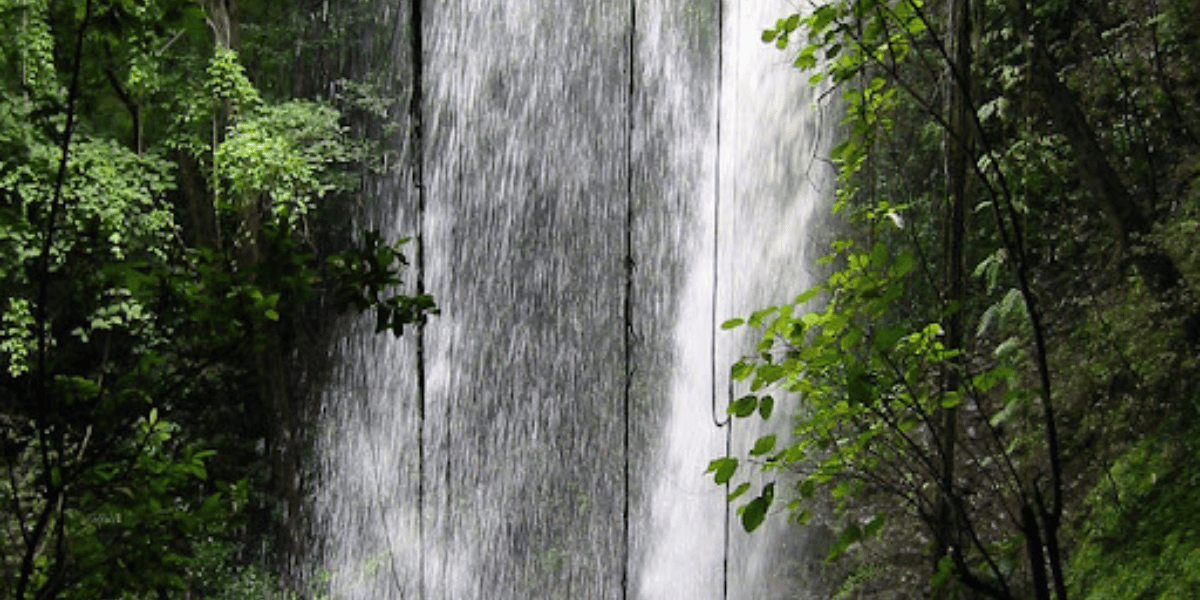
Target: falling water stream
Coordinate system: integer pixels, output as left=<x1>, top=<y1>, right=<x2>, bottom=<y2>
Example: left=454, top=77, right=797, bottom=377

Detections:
left=309, top=1, right=834, bottom=598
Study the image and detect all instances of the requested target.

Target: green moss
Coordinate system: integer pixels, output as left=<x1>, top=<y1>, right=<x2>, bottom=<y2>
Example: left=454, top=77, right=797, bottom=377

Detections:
left=1070, top=439, right=1200, bottom=599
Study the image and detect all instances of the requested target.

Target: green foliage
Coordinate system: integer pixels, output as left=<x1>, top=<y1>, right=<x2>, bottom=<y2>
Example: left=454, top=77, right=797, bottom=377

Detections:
left=763, top=0, right=925, bottom=86
left=206, top=46, right=262, bottom=110
left=0, top=2, right=435, bottom=599
left=189, top=531, right=331, bottom=600
left=217, top=101, right=353, bottom=219
left=716, top=0, right=1200, bottom=596
left=63, top=410, right=242, bottom=597
left=328, top=231, right=438, bottom=337
left=718, top=210, right=1016, bottom=553
left=1069, top=439, right=1200, bottom=600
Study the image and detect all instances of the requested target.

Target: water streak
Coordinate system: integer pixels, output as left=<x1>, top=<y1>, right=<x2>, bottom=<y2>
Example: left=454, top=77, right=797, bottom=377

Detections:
left=309, top=2, right=833, bottom=598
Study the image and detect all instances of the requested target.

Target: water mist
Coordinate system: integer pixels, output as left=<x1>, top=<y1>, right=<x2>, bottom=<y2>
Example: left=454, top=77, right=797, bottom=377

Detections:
left=308, top=2, right=834, bottom=599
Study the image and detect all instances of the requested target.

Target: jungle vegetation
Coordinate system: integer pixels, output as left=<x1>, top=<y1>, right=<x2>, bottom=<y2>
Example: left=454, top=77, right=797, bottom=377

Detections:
left=0, top=1, right=433, bottom=599
left=5, top=0, right=1198, bottom=599
left=716, top=0, right=1200, bottom=598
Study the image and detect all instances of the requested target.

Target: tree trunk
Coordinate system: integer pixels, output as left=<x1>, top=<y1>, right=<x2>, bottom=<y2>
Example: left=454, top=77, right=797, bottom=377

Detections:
left=935, top=0, right=970, bottom=594
left=1021, top=17, right=1185, bottom=297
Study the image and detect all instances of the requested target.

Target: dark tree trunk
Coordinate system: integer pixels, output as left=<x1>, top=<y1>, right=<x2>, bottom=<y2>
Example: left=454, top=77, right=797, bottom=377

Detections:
left=936, top=0, right=970, bottom=594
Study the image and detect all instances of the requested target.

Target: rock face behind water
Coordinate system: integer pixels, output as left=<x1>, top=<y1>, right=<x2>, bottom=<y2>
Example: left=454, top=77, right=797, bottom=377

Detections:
left=307, top=2, right=833, bottom=600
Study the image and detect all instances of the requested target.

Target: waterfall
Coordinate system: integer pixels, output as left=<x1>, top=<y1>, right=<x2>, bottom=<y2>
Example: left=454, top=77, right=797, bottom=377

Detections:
left=308, top=1, right=833, bottom=598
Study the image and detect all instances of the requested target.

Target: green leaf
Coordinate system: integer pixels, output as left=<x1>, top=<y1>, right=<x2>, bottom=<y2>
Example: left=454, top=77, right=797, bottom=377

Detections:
left=729, top=395, right=759, bottom=418
left=762, top=28, right=777, bottom=43
left=977, top=302, right=1000, bottom=337
left=799, top=478, right=816, bottom=498
left=891, top=251, right=915, bottom=277
left=931, top=555, right=954, bottom=589
left=847, top=368, right=872, bottom=406
left=869, top=242, right=888, bottom=268
left=941, top=391, right=962, bottom=409
left=200, top=492, right=223, bottom=515
left=990, top=390, right=1026, bottom=427
left=741, top=483, right=775, bottom=532
left=748, top=305, right=778, bottom=328
left=973, top=363, right=1015, bottom=392
left=794, top=286, right=821, bottom=305
left=750, top=434, right=778, bottom=456
left=728, top=482, right=751, bottom=502
left=811, top=5, right=837, bottom=32
left=758, top=396, right=775, bottom=419
left=831, top=139, right=856, bottom=162
left=994, top=335, right=1021, bottom=358
left=907, top=12, right=928, bottom=34
left=721, top=317, right=745, bottom=330
left=864, top=513, right=886, bottom=537
left=795, top=50, right=818, bottom=70
left=707, top=457, right=739, bottom=485
left=827, top=523, right=863, bottom=560
left=868, top=282, right=905, bottom=317
left=190, top=462, right=208, bottom=481
left=742, top=496, right=768, bottom=532
left=840, top=326, right=864, bottom=350
left=731, top=360, right=754, bottom=381
left=832, top=479, right=852, bottom=499
left=179, top=4, right=210, bottom=41
left=756, top=364, right=786, bottom=384
left=872, top=327, right=906, bottom=352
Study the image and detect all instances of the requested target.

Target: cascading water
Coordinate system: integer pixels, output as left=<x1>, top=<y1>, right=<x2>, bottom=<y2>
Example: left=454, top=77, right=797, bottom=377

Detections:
left=642, top=2, right=835, bottom=599
left=308, top=1, right=834, bottom=599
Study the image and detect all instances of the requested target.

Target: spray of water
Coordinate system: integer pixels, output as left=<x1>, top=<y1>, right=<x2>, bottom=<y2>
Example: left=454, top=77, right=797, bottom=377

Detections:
left=309, top=2, right=833, bottom=599
left=641, top=2, right=833, bottom=599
